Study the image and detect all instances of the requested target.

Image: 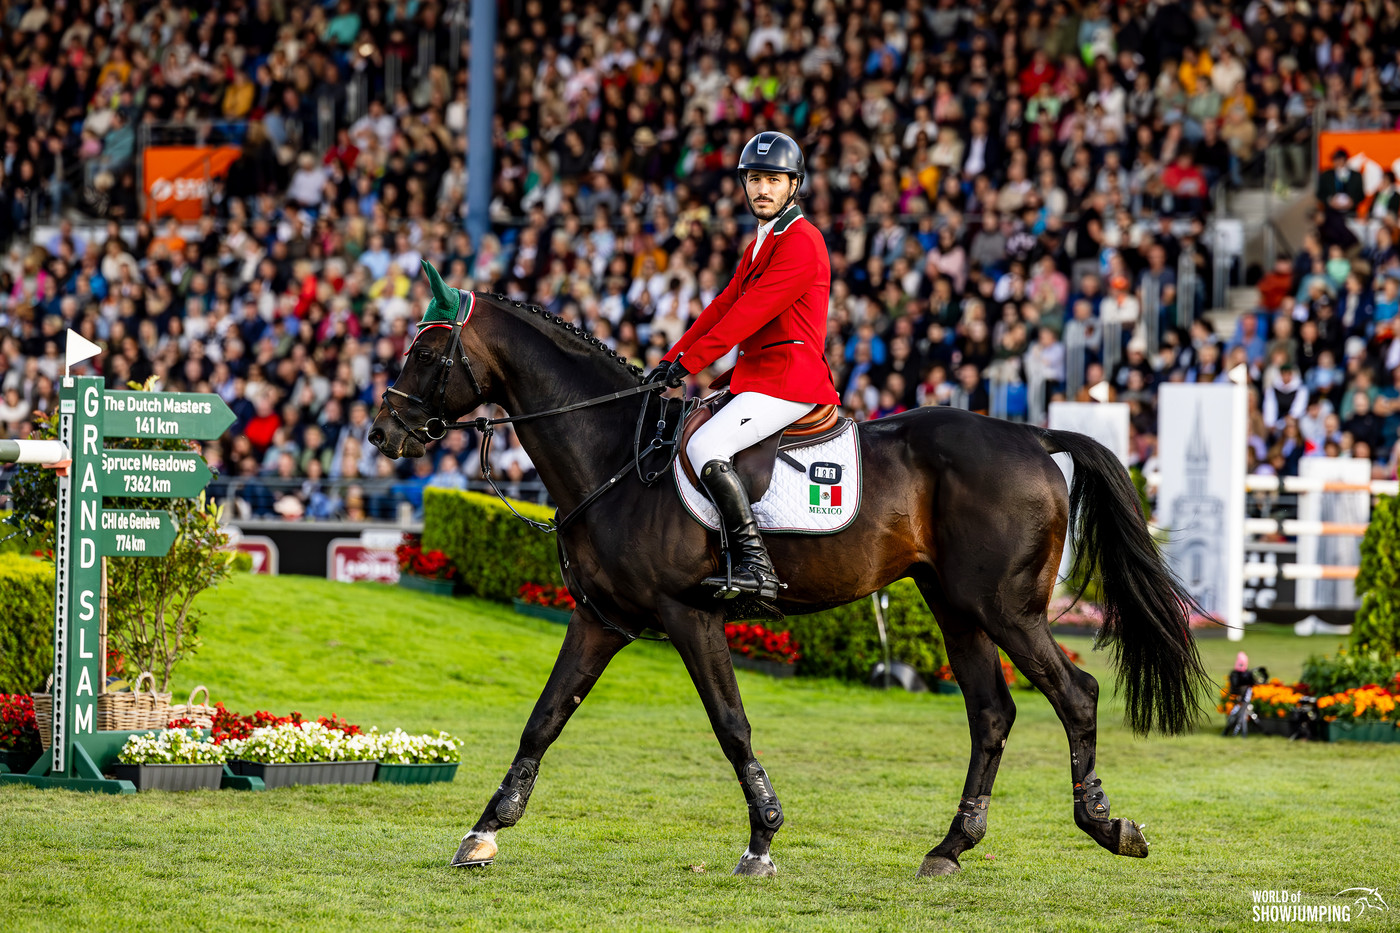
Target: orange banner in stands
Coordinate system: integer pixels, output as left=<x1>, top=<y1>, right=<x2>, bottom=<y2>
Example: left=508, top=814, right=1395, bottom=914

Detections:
left=142, top=146, right=242, bottom=220
left=1317, top=131, right=1400, bottom=217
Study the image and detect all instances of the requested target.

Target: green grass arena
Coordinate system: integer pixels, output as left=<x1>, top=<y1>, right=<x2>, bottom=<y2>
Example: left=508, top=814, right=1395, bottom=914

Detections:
left=2, top=574, right=1395, bottom=932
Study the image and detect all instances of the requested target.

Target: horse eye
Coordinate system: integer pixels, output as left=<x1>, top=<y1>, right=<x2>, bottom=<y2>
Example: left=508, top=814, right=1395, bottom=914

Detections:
left=416, top=347, right=434, bottom=361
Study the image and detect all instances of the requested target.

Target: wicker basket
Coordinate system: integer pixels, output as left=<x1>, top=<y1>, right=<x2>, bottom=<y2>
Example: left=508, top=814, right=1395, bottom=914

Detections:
left=167, top=685, right=217, bottom=729
left=96, top=672, right=173, bottom=732
left=32, top=676, right=53, bottom=751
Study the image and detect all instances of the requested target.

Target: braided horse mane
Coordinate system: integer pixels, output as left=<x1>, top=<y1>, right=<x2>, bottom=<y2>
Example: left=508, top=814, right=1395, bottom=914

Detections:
left=478, top=292, right=645, bottom=380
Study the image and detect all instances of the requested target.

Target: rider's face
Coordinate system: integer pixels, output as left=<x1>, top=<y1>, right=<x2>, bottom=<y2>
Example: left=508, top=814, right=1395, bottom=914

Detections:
left=745, top=172, right=795, bottom=222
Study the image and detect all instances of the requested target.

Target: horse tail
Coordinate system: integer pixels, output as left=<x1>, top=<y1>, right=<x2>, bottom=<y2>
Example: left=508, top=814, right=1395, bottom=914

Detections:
left=1039, top=428, right=1210, bottom=736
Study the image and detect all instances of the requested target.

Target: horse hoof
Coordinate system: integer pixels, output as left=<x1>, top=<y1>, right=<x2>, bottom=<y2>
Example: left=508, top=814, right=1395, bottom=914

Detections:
left=733, top=854, right=777, bottom=877
left=1114, top=819, right=1149, bottom=859
left=916, top=854, right=961, bottom=877
left=451, top=834, right=498, bottom=868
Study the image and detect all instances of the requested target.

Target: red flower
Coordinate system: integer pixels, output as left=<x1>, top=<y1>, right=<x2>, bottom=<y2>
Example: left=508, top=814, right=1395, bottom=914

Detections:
left=518, top=582, right=575, bottom=610
left=723, top=622, right=801, bottom=665
left=0, top=694, right=39, bottom=751
left=398, top=534, right=458, bottom=581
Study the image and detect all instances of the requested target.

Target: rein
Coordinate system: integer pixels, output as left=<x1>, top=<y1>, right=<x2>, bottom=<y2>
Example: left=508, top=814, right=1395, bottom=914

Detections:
left=380, top=290, right=690, bottom=642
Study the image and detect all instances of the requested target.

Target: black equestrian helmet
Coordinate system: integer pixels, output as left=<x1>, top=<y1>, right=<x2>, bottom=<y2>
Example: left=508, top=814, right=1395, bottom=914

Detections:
left=736, top=131, right=805, bottom=184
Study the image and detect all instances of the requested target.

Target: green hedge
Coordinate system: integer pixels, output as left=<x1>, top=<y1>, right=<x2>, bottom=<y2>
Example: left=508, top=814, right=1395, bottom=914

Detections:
left=788, top=579, right=947, bottom=683
left=1354, top=494, right=1400, bottom=656
left=422, top=489, right=561, bottom=602
left=0, top=554, right=54, bottom=693
left=421, top=490, right=949, bottom=683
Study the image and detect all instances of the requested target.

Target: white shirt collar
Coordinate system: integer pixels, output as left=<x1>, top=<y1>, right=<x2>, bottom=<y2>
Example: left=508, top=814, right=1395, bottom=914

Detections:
left=752, top=215, right=779, bottom=259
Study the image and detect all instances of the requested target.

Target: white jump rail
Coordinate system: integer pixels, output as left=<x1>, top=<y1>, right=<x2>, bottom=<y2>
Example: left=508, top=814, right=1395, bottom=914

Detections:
left=1241, top=563, right=1360, bottom=581
left=1144, top=472, right=1399, bottom=496
left=1244, top=519, right=1372, bottom=536
left=0, top=439, right=69, bottom=464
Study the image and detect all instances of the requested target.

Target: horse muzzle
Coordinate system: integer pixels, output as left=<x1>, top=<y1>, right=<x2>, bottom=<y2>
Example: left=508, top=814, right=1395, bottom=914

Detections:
left=368, top=414, right=427, bottom=460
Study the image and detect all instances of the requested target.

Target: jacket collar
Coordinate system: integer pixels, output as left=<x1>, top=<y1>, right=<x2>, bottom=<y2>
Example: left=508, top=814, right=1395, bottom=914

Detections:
left=745, top=204, right=803, bottom=270
left=771, top=203, right=803, bottom=234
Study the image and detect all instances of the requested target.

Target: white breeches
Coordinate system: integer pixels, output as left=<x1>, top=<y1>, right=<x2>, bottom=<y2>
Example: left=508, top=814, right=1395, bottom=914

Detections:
left=687, top=392, right=816, bottom=467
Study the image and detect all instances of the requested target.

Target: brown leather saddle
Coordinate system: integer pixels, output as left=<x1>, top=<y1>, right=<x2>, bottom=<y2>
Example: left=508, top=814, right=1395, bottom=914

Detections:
left=678, top=369, right=846, bottom=502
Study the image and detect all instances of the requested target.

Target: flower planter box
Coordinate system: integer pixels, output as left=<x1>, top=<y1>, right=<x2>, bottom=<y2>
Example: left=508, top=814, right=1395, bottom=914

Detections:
left=227, top=760, right=377, bottom=788
left=1323, top=720, right=1400, bottom=743
left=375, top=762, right=460, bottom=784
left=0, top=747, right=41, bottom=774
left=512, top=599, right=573, bottom=625
left=933, top=680, right=963, bottom=696
left=1249, top=716, right=1295, bottom=738
left=398, top=574, right=458, bottom=596
left=110, top=763, right=224, bottom=792
left=730, top=654, right=797, bottom=678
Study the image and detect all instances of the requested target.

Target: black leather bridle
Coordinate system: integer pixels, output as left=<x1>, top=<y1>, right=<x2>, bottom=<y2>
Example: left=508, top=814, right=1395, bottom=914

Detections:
left=376, top=289, right=686, bottom=642
left=379, top=289, right=484, bottom=446
left=377, top=289, right=683, bottom=529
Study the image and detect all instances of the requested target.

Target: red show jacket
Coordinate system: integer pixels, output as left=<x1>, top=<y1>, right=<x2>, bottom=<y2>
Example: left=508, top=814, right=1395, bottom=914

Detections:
left=662, top=204, right=840, bottom=405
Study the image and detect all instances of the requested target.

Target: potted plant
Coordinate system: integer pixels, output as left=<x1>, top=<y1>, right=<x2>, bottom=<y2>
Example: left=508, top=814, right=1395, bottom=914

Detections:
left=396, top=534, right=459, bottom=596
left=1318, top=684, right=1400, bottom=743
left=1233, top=680, right=1305, bottom=737
left=725, top=622, right=800, bottom=677
left=112, top=728, right=227, bottom=791
left=513, top=583, right=576, bottom=624
left=223, top=721, right=380, bottom=787
left=0, top=694, right=41, bottom=774
left=931, top=666, right=962, bottom=695
left=373, top=729, right=463, bottom=784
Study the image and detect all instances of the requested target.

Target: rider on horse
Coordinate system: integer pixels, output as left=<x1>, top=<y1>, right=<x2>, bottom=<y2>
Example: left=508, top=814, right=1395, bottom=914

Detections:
left=646, top=131, right=840, bottom=603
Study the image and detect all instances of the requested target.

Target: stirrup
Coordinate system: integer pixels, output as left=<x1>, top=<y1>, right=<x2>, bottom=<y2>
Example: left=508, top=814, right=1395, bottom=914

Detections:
left=704, top=552, right=781, bottom=601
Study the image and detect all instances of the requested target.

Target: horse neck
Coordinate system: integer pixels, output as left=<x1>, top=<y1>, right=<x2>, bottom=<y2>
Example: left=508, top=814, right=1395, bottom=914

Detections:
left=475, top=303, right=638, bottom=512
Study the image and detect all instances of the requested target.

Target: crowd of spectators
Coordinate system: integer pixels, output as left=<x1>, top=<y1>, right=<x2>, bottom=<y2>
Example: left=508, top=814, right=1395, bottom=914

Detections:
left=0, top=0, right=1398, bottom=520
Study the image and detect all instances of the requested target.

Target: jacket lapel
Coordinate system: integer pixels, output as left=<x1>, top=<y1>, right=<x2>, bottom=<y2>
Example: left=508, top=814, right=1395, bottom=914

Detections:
left=741, top=206, right=802, bottom=289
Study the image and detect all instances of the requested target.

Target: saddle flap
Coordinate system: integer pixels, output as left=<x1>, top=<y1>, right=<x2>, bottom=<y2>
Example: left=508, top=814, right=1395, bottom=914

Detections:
left=678, top=392, right=777, bottom=500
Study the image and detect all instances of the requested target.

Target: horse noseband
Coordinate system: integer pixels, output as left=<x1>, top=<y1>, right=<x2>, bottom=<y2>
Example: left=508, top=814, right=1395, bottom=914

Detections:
left=380, top=289, right=483, bottom=445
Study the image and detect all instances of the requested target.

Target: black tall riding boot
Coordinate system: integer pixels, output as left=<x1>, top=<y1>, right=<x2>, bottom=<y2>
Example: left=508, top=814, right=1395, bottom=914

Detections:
left=698, top=460, right=780, bottom=601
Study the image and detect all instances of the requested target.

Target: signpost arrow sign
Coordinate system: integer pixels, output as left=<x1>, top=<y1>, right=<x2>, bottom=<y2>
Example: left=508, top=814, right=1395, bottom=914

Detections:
left=102, top=391, right=236, bottom=439
left=98, top=510, right=177, bottom=557
left=98, top=449, right=213, bottom=498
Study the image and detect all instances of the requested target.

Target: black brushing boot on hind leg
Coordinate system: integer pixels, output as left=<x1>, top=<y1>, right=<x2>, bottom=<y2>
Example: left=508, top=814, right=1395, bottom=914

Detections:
left=698, top=460, right=781, bottom=602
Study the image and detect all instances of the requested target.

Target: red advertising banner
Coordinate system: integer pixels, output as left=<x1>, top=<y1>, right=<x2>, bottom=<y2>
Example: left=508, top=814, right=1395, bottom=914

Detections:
left=142, top=145, right=242, bottom=220
left=326, top=538, right=400, bottom=584
left=1317, top=131, right=1400, bottom=217
left=234, top=536, right=279, bottom=575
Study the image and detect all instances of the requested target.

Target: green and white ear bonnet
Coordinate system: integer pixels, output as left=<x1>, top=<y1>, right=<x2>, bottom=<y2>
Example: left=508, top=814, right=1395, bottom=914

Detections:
left=410, top=259, right=475, bottom=348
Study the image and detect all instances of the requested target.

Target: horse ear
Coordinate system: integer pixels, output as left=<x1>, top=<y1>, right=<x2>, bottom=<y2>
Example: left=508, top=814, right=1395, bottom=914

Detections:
left=420, top=259, right=460, bottom=322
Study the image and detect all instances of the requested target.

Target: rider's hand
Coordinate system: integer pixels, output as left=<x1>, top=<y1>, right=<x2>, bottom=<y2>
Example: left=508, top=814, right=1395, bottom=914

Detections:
left=646, top=360, right=689, bottom=388
left=663, top=360, right=689, bottom=388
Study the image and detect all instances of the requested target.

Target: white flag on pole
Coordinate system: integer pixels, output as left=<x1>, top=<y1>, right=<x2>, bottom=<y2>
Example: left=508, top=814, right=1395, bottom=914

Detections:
left=65, top=329, right=102, bottom=374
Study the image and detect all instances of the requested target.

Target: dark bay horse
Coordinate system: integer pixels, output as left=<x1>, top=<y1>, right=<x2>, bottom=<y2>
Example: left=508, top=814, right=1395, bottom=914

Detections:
left=368, top=280, right=1209, bottom=878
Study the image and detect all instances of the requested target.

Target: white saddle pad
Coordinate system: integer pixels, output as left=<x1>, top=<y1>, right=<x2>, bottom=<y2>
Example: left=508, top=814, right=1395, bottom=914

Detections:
left=674, top=420, right=861, bottom=534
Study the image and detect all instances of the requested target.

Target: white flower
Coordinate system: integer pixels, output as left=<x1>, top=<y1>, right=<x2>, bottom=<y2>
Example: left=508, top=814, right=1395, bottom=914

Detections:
left=117, top=729, right=227, bottom=765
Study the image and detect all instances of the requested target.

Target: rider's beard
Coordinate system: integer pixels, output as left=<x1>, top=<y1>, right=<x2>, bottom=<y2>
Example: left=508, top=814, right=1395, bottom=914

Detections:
left=750, top=200, right=780, bottom=221
left=748, top=182, right=793, bottom=222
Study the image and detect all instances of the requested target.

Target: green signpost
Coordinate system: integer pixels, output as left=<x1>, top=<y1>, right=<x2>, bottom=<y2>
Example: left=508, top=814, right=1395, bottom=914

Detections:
left=0, top=374, right=250, bottom=793
left=98, top=450, right=213, bottom=498
left=97, top=510, right=177, bottom=558
left=102, top=391, right=235, bottom=439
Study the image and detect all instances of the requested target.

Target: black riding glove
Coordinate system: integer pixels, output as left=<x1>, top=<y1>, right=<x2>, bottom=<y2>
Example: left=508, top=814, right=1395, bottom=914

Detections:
left=646, top=360, right=689, bottom=388
left=663, top=360, right=690, bottom=388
